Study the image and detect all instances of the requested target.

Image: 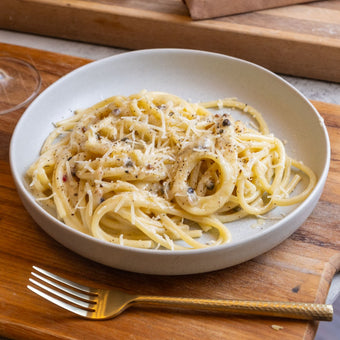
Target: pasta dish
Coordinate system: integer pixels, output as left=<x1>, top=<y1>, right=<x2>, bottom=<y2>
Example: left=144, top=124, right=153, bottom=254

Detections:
left=26, top=90, right=316, bottom=250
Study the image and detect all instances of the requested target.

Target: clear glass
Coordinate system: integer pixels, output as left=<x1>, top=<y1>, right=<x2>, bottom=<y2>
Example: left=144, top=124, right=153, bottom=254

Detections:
left=0, top=57, right=41, bottom=114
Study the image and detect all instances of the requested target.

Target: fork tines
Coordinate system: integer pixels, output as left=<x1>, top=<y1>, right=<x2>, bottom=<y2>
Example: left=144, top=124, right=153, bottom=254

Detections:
left=27, top=266, right=98, bottom=317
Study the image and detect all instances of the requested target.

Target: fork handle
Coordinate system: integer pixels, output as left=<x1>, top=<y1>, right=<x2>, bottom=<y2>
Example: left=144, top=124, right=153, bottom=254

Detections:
left=133, top=296, right=333, bottom=321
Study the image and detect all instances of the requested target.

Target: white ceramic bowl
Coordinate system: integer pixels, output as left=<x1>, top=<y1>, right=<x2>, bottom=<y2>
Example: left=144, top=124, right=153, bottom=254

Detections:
left=10, top=49, right=330, bottom=275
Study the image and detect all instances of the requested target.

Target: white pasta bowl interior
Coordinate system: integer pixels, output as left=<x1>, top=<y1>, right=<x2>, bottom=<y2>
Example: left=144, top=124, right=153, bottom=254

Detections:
left=10, top=49, right=330, bottom=275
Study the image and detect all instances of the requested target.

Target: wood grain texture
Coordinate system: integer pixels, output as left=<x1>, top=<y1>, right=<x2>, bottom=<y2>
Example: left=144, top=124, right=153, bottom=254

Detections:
left=0, top=0, right=340, bottom=82
left=0, top=43, right=339, bottom=340
left=184, top=0, right=321, bottom=19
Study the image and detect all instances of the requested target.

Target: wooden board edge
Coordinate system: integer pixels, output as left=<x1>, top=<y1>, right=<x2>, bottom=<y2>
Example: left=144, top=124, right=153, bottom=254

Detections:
left=311, top=100, right=340, bottom=115
left=315, top=253, right=340, bottom=304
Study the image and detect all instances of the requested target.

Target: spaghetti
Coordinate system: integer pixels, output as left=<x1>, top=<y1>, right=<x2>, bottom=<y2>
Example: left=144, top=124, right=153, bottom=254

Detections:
left=26, top=90, right=316, bottom=250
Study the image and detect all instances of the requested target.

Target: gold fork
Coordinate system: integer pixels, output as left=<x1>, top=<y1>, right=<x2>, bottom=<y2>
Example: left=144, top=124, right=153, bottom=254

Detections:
left=27, top=266, right=333, bottom=321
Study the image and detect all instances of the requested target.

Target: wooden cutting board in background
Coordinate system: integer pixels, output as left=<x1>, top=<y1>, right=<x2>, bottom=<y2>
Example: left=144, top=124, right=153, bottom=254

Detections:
left=184, top=0, right=325, bottom=19
left=0, top=0, right=340, bottom=83
left=0, top=43, right=339, bottom=340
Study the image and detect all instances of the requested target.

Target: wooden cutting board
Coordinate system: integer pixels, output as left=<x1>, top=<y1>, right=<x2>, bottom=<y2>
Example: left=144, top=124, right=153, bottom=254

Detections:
left=0, top=43, right=339, bottom=340
left=0, top=0, right=340, bottom=83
